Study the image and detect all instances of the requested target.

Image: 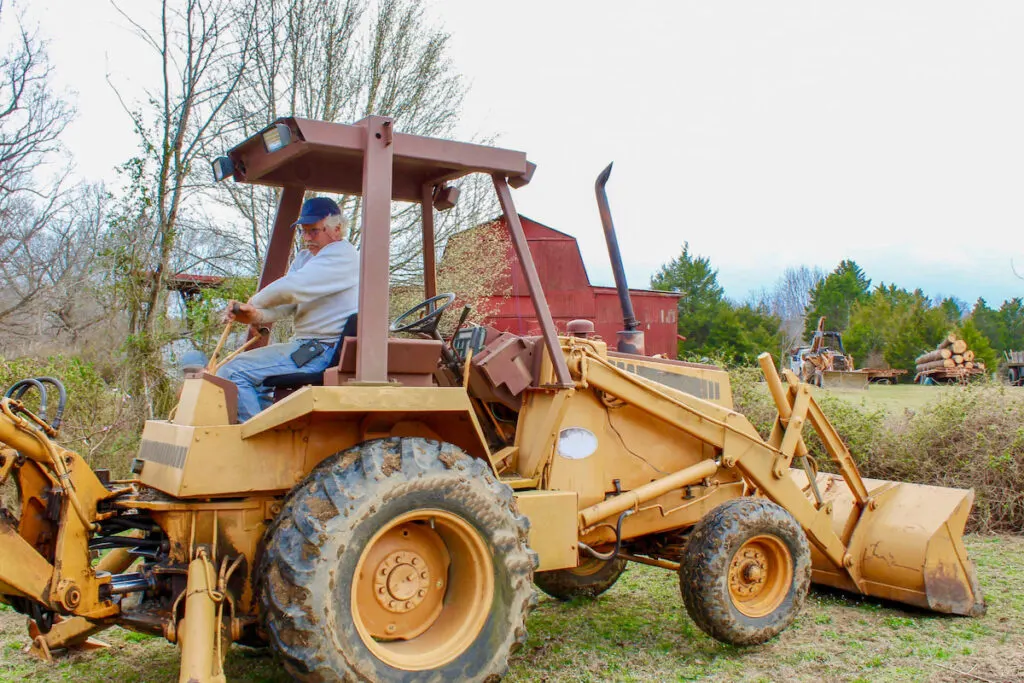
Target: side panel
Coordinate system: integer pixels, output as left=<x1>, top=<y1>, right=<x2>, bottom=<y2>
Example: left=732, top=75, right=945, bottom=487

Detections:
left=513, top=490, right=578, bottom=571
left=547, top=388, right=736, bottom=510
left=138, top=387, right=491, bottom=498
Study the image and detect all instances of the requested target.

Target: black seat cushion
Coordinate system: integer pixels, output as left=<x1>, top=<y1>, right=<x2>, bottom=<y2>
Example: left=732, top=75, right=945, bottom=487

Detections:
left=263, top=314, right=357, bottom=389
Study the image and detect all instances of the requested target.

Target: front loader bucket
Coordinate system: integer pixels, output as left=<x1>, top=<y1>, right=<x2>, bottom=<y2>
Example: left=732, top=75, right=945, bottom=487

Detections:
left=821, top=371, right=869, bottom=390
left=795, top=471, right=985, bottom=616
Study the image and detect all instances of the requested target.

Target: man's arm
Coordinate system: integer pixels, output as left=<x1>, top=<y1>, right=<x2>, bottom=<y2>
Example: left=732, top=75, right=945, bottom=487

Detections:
left=248, top=243, right=358, bottom=309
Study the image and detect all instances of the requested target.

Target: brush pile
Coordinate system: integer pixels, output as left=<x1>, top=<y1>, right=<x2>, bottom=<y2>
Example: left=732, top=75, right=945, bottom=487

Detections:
left=914, top=333, right=986, bottom=383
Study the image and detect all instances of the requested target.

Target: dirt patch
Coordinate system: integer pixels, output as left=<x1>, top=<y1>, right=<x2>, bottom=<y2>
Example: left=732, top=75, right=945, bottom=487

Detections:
left=303, top=495, right=337, bottom=524
left=381, top=451, right=401, bottom=476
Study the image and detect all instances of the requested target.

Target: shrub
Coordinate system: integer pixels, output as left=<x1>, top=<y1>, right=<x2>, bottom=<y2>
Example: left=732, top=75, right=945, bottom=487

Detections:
left=863, top=383, right=1023, bottom=533
left=729, top=367, right=1022, bottom=533
left=0, top=355, right=142, bottom=476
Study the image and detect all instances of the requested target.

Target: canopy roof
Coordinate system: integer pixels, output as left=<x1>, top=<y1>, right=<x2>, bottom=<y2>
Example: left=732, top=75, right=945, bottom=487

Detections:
left=226, top=117, right=535, bottom=201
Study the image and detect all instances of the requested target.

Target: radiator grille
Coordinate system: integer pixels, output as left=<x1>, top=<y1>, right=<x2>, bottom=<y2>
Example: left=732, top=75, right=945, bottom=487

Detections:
left=139, top=439, right=188, bottom=469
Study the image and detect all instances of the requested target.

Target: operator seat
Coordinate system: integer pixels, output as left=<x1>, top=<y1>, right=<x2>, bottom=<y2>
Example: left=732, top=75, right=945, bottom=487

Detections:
left=263, top=313, right=359, bottom=393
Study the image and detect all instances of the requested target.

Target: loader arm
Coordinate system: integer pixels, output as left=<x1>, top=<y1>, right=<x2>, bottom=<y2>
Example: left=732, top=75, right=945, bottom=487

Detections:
left=567, top=343, right=984, bottom=616
left=569, top=346, right=855, bottom=577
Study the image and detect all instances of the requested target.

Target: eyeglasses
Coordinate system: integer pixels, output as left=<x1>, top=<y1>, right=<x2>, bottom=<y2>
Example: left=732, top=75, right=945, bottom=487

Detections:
left=295, top=225, right=324, bottom=237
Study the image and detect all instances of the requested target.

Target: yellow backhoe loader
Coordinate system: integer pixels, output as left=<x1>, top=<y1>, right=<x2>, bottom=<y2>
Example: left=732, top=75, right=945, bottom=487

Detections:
left=0, top=117, right=983, bottom=682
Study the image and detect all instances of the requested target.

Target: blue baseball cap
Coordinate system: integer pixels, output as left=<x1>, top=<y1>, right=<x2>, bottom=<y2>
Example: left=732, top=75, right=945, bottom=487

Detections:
left=294, top=197, right=341, bottom=226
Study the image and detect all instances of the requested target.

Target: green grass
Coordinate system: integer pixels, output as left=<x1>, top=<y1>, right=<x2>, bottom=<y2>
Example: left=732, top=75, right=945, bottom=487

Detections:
left=1, top=536, right=1020, bottom=683
left=815, top=383, right=961, bottom=414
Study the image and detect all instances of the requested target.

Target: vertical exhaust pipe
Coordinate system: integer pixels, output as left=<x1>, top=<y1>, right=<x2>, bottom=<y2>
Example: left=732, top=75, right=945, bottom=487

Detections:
left=595, top=163, right=644, bottom=355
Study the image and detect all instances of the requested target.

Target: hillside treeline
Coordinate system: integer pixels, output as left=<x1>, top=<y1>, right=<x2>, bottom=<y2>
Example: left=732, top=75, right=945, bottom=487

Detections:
left=653, top=245, right=1021, bottom=375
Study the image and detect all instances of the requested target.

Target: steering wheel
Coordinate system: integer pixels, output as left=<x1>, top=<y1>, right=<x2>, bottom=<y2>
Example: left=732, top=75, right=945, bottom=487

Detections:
left=390, top=293, right=456, bottom=335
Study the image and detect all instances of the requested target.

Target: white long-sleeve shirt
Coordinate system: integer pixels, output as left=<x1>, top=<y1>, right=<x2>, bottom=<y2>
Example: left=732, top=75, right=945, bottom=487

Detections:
left=248, top=240, right=359, bottom=340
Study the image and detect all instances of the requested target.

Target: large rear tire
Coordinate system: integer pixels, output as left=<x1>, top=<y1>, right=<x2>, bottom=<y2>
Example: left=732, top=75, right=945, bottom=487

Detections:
left=534, top=556, right=627, bottom=600
left=260, top=438, right=536, bottom=682
left=679, top=497, right=810, bottom=646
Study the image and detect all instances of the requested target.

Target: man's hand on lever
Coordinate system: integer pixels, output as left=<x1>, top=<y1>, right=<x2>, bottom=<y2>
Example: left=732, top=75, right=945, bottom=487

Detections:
left=223, top=300, right=264, bottom=326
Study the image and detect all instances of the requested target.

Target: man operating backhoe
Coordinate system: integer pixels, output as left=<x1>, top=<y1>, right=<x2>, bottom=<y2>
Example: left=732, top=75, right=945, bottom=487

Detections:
left=218, top=196, right=359, bottom=421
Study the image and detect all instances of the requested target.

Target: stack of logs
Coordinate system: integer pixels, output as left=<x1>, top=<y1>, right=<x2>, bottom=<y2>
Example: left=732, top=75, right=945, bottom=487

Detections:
left=914, top=333, right=986, bottom=382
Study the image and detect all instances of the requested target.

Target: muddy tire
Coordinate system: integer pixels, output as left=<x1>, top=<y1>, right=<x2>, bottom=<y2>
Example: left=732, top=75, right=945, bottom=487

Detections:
left=534, top=556, right=627, bottom=600
left=259, top=438, right=536, bottom=682
left=679, top=497, right=810, bottom=646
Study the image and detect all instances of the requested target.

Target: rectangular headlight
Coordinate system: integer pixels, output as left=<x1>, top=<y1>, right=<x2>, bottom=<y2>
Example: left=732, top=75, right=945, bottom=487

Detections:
left=262, top=123, right=292, bottom=153
left=211, top=156, right=233, bottom=182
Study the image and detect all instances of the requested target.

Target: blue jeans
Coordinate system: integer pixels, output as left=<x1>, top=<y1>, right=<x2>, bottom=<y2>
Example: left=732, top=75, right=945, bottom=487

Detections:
left=215, top=338, right=338, bottom=422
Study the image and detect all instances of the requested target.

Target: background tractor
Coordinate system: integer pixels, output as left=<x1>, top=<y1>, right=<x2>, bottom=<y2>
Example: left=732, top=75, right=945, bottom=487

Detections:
left=0, top=117, right=984, bottom=683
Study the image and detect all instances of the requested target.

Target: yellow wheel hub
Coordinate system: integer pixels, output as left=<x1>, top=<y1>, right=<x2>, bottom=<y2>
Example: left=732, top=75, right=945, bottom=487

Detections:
left=352, top=510, right=494, bottom=671
left=728, top=534, right=792, bottom=618
left=374, top=551, right=431, bottom=613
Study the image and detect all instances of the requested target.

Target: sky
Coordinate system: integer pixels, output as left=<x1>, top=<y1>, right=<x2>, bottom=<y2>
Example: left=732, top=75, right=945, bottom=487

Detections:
left=13, top=0, right=1024, bottom=307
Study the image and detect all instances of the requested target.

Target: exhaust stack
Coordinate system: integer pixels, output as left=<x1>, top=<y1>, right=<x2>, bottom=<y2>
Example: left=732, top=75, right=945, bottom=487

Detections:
left=595, top=163, right=644, bottom=355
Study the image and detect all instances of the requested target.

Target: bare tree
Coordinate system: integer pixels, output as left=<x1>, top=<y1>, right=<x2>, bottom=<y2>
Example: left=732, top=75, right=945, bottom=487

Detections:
left=0, top=2, right=86, bottom=352
left=0, top=183, right=114, bottom=354
left=751, top=265, right=824, bottom=352
left=0, top=2, right=73, bottom=200
left=107, top=0, right=257, bottom=414
left=216, top=0, right=492, bottom=282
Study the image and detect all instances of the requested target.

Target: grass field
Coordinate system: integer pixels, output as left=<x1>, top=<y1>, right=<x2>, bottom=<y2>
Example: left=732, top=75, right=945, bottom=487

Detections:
left=2, top=382, right=1020, bottom=682
left=819, top=383, right=961, bottom=413
left=1, top=535, right=1020, bottom=683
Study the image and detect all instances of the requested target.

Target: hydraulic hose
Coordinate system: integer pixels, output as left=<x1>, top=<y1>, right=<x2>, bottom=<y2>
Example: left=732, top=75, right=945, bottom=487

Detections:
left=0, top=398, right=97, bottom=531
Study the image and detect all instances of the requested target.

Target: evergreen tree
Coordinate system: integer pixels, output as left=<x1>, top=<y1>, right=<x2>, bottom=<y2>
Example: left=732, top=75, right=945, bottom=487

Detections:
left=957, top=318, right=998, bottom=372
left=844, top=284, right=947, bottom=373
left=650, top=244, right=781, bottom=364
left=651, top=243, right=725, bottom=355
left=998, top=298, right=1024, bottom=355
left=938, top=297, right=965, bottom=324
left=803, top=259, right=871, bottom=339
left=971, top=299, right=1005, bottom=353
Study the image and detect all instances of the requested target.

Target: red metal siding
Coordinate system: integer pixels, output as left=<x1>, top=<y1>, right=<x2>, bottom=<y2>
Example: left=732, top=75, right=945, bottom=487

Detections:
left=466, top=216, right=682, bottom=358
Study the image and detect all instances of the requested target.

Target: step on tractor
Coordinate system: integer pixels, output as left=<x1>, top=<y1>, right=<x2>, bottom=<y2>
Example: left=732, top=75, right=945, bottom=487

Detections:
left=0, top=117, right=984, bottom=682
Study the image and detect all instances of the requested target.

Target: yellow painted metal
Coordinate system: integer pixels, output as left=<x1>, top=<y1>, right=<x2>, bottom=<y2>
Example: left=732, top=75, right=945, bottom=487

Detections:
left=821, top=370, right=869, bottom=390
left=0, top=512, right=54, bottom=601
left=780, top=369, right=869, bottom=505
left=581, top=481, right=744, bottom=547
left=0, top=399, right=119, bottom=619
left=565, top=345, right=983, bottom=616
left=95, top=547, right=138, bottom=576
left=513, top=490, right=579, bottom=571
left=606, top=353, right=734, bottom=409
left=178, top=551, right=226, bottom=683
left=514, top=389, right=572, bottom=481
left=241, top=386, right=482, bottom=437
left=172, top=378, right=233, bottom=426
left=24, top=615, right=110, bottom=662
left=351, top=509, right=494, bottom=671
left=728, top=534, right=793, bottom=618
left=139, top=385, right=491, bottom=498
left=578, top=459, right=719, bottom=530
left=794, top=470, right=984, bottom=615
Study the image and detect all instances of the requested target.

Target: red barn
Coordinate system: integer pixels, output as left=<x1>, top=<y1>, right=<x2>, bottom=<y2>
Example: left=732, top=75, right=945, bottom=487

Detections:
left=445, top=215, right=682, bottom=358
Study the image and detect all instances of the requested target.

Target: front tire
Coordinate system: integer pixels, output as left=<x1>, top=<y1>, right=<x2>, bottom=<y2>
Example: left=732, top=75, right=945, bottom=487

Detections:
left=534, top=556, right=627, bottom=600
left=679, top=498, right=810, bottom=646
left=260, top=438, right=536, bottom=682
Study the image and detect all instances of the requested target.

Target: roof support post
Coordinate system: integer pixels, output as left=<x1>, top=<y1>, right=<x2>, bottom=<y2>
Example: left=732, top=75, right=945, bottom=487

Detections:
left=491, top=174, right=573, bottom=388
left=355, top=117, right=395, bottom=383
left=421, top=184, right=437, bottom=300
left=259, top=185, right=304, bottom=290
left=252, top=185, right=305, bottom=348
